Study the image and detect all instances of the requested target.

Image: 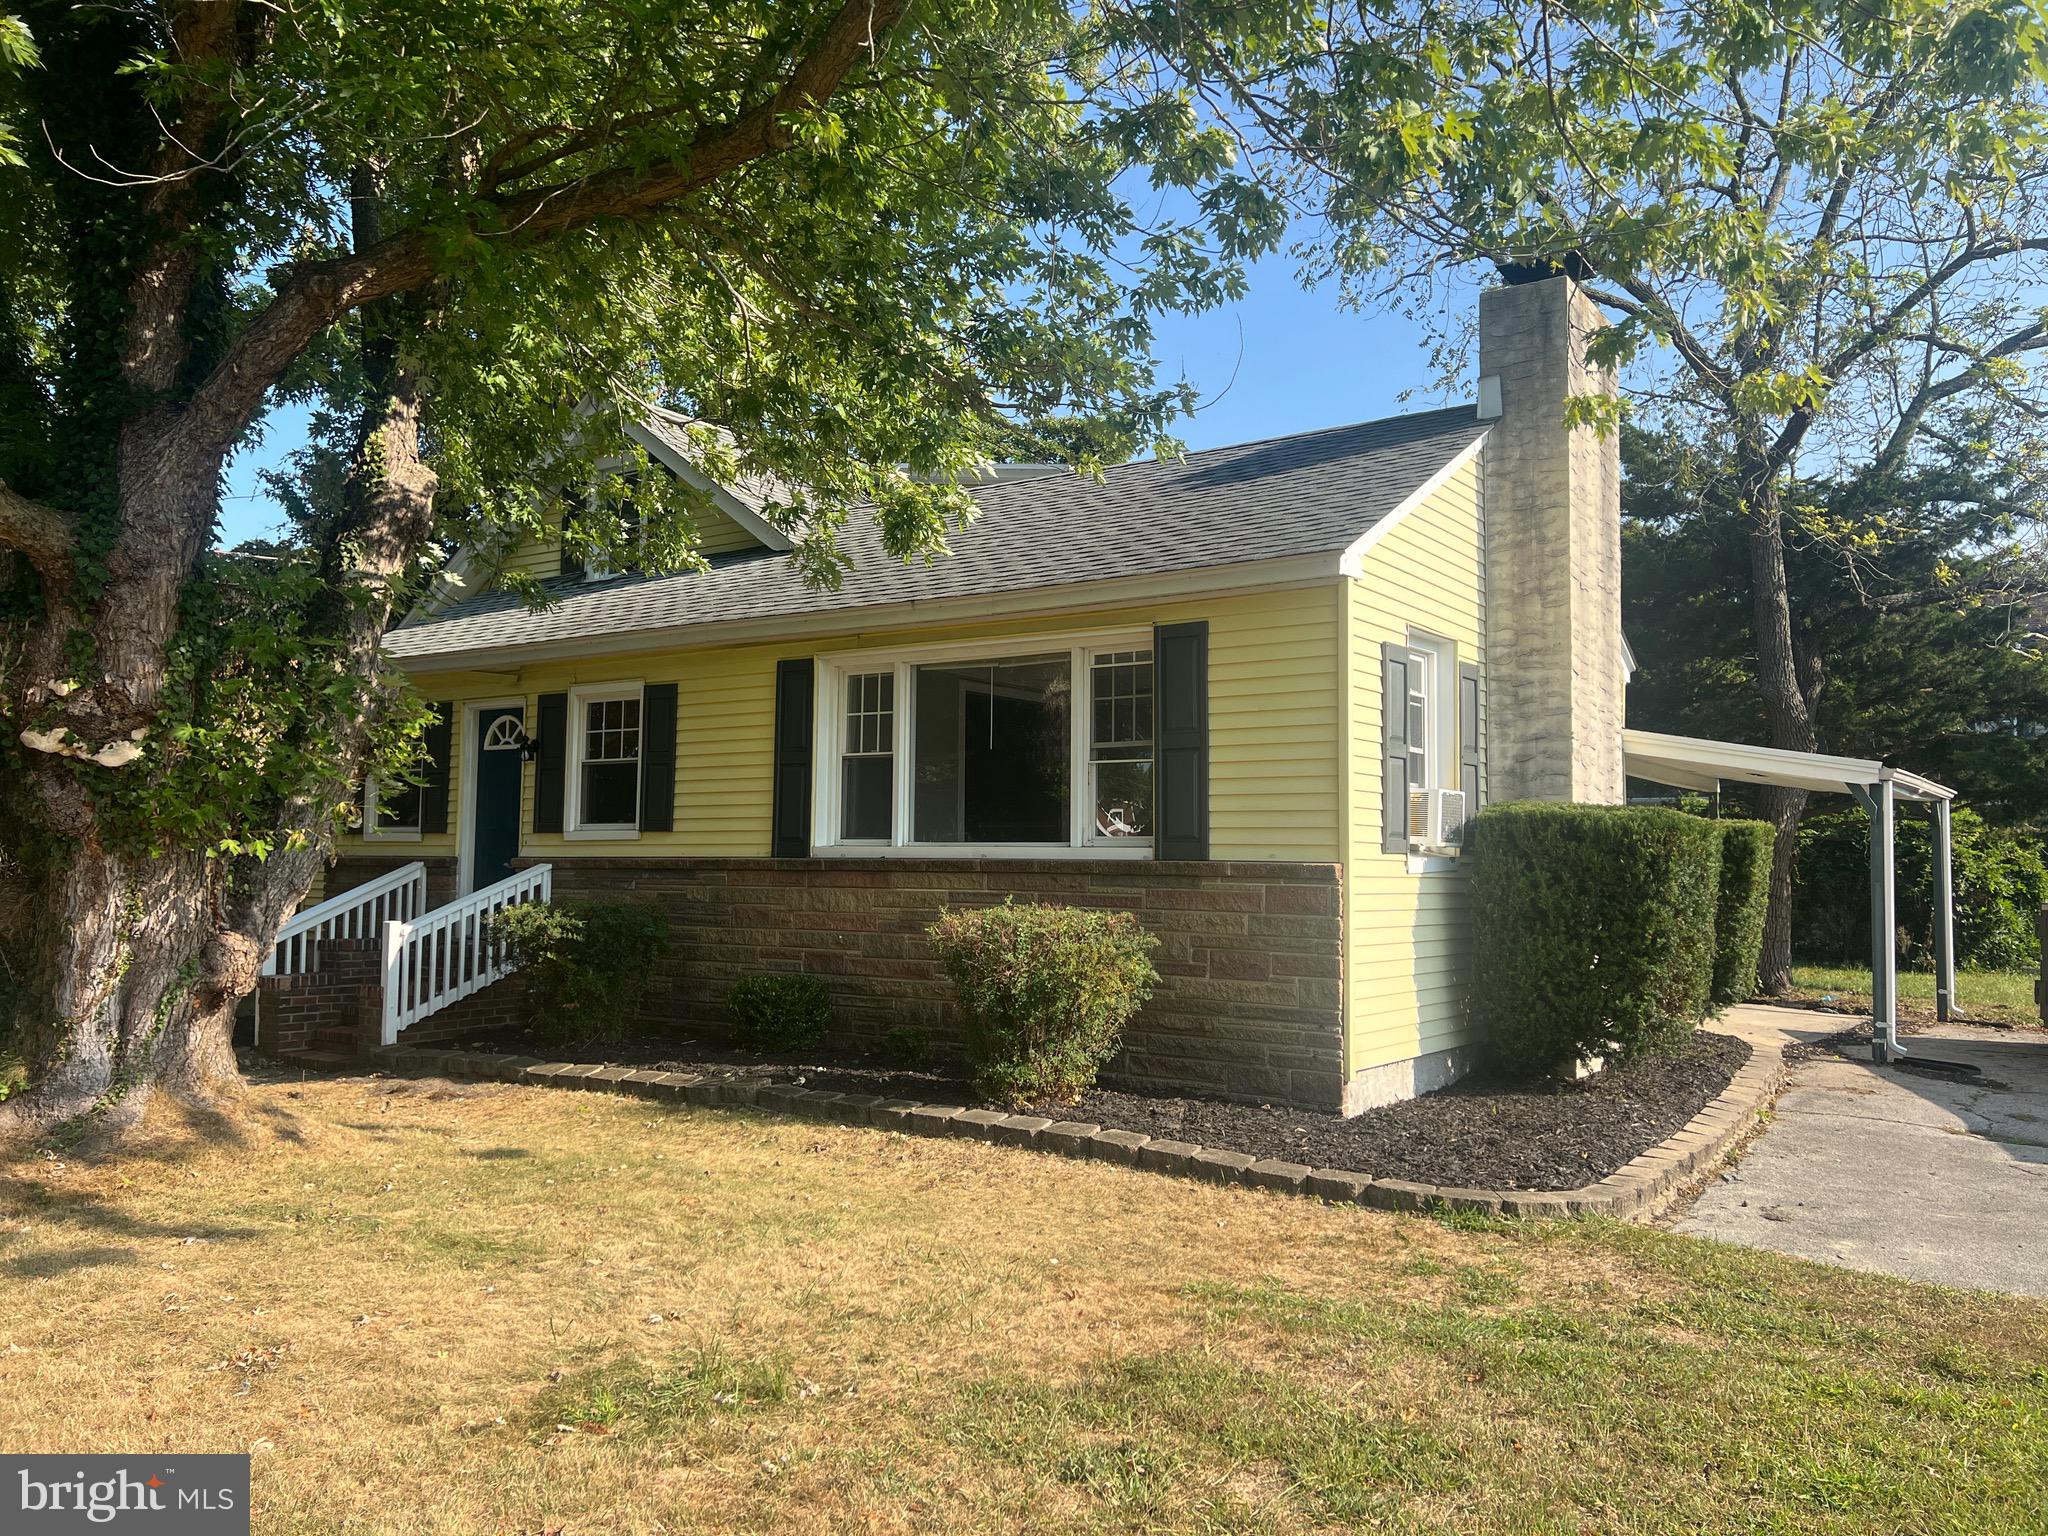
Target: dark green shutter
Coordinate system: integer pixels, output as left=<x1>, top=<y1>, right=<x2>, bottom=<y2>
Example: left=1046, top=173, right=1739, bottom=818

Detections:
left=534, top=691, right=569, bottom=833
left=1153, top=622, right=1209, bottom=861
left=639, top=682, right=677, bottom=833
left=1457, top=662, right=1482, bottom=841
left=1382, top=643, right=1412, bottom=855
left=771, top=659, right=813, bottom=857
left=419, top=706, right=452, bottom=835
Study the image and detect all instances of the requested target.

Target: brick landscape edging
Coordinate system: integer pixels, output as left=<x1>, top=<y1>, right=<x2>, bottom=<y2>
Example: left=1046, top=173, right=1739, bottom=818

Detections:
left=362, top=1039, right=1787, bottom=1222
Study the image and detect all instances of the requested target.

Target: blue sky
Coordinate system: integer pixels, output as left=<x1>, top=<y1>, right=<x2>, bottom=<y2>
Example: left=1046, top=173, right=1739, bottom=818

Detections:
left=216, top=252, right=1479, bottom=547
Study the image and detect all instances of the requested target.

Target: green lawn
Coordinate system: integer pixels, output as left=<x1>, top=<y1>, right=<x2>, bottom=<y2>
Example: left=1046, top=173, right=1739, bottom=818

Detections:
left=3, top=1073, right=2045, bottom=1533
left=1788, top=963, right=2039, bottom=1027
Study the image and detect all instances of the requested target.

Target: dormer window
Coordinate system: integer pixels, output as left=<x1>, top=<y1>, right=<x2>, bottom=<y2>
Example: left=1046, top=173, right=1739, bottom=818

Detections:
left=559, top=478, right=642, bottom=582
left=581, top=491, right=642, bottom=581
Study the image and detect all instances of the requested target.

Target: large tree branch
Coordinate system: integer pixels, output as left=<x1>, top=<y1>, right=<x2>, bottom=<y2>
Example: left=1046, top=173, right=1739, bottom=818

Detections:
left=176, top=0, right=910, bottom=474
left=1823, top=234, right=2048, bottom=385
left=121, top=0, right=254, bottom=397
left=1872, top=320, right=2048, bottom=474
left=0, top=480, right=74, bottom=589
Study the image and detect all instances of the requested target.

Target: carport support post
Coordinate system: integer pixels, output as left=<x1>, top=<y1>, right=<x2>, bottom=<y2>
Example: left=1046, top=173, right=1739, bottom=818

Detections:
left=1933, top=798, right=1956, bottom=1022
left=1868, top=776, right=1900, bottom=1063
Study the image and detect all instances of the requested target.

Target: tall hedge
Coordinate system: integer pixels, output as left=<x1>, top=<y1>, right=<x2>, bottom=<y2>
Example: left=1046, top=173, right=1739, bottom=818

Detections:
left=1472, top=802, right=1722, bottom=1078
left=1710, top=820, right=1775, bottom=1005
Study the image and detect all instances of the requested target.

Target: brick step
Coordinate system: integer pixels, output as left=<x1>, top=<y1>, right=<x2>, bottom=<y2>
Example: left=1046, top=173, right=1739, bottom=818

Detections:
left=309, top=1027, right=363, bottom=1054
left=275, top=1048, right=358, bottom=1071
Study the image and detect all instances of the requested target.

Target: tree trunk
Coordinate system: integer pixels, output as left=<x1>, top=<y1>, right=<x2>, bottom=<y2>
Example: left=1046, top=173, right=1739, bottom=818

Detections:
left=2, top=355, right=435, bottom=1144
left=1741, top=460, right=1820, bottom=994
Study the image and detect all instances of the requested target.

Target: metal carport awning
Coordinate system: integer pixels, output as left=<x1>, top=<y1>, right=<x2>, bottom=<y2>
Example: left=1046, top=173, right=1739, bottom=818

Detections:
left=1621, top=729, right=1958, bottom=1064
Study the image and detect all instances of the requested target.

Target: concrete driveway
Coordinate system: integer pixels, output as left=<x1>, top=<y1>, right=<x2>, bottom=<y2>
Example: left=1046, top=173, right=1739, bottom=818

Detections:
left=1678, top=1006, right=2048, bottom=1297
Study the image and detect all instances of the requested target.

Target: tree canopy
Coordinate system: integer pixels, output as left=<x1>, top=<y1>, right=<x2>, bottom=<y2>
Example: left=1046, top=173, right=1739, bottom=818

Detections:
left=1622, top=424, right=2048, bottom=823
left=0, top=0, right=1304, bottom=1130
left=1188, top=0, right=2048, bottom=985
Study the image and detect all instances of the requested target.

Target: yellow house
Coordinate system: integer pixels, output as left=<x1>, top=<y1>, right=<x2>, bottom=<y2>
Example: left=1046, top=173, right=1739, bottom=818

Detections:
left=310, top=275, right=1628, bottom=1113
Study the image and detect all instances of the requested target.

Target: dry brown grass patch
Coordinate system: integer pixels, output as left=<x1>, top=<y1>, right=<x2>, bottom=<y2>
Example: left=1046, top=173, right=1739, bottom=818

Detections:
left=0, top=1073, right=2042, bottom=1534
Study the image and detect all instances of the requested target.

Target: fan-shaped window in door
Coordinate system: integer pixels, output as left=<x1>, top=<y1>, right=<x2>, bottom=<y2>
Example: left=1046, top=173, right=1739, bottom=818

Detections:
left=482, top=716, right=525, bottom=751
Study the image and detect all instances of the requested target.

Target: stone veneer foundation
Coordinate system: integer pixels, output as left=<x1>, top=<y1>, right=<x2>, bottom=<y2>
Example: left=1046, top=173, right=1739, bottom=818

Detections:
left=525, top=857, right=1349, bottom=1110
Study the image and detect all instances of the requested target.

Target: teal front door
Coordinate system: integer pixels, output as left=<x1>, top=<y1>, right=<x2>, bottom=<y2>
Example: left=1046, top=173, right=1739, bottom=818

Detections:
left=471, top=707, right=525, bottom=890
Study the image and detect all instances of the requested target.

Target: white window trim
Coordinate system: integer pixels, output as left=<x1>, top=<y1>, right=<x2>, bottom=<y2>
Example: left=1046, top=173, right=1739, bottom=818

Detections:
left=812, top=628, right=1156, bottom=859
left=577, top=463, right=645, bottom=582
left=564, top=680, right=645, bottom=840
left=1405, top=629, right=1462, bottom=861
left=361, top=776, right=422, bottom=842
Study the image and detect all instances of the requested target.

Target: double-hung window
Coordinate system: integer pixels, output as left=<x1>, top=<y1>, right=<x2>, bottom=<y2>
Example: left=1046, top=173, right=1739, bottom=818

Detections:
left=568, top=684, right=642, bottom=835
left=362, top=777, right=422, bottom=840
left=1088, top=650, right=1153, bottom=842
left=838, top=671, right=895, bottom=842
left=816, top=634, right=1155, bottom=855
left=1403, top=633, right=1457, bottom=848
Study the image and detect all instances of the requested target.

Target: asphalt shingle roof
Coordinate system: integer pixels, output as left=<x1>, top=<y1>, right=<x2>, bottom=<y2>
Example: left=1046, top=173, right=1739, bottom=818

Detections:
left=386, top=404, right=1486, bottom=663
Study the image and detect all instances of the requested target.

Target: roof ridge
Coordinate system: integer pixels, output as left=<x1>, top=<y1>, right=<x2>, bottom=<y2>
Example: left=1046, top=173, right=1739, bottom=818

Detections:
left=960, top=402, right=1482, bottom=500
left=1162, top=400, right=1479, bottom=466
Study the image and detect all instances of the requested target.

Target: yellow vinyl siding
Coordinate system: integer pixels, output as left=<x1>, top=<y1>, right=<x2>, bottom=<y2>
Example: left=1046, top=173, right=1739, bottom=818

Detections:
left=1343, top=452, right=1486, bottom=1082
left=495, top=502, right=764, bottom=585
left=339, top=582, right=1343, bottom=868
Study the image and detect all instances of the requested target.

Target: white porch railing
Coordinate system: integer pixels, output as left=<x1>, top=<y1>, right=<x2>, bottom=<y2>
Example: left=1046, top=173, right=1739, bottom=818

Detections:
left=380, top=864, right=551, bottom=1045
left=262, top=862, right=427, bottom=977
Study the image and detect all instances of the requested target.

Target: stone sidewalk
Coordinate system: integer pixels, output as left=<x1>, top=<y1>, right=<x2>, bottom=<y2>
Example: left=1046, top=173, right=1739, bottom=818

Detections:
left=1677, top=1006, right=2048, bottom=1298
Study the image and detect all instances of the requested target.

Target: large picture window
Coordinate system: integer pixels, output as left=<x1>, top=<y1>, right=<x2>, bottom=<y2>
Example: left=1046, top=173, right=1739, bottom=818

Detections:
left=815, top=634, right=1156, bottom=857
left=570, top=687, right=642, bottom=833
left=913, top=655, right=1070, bottom=844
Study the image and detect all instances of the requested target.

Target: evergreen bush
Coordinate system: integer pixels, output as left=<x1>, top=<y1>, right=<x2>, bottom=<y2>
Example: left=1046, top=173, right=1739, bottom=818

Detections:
left=725, top=974, right=832, bottom=1053
left=1710, top=820, right=1775, bottom=1005
left=1471, top=802, right=1721, bottom=1078
left=488, top=900, right=669, bottom=1044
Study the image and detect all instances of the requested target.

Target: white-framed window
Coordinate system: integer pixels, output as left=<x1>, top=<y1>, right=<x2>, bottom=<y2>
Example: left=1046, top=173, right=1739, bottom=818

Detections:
left=578, top=482, right=643, bottom=582
left=1087, top=649, right=1153, bottom=844
left=1403, top=631, right=1458, bottom=851
left=566, top=682, right=643, bottom=837
left=362, top=776, right=422, bottom=841
left=812, top=630, right=1156, bottom=858
left=838, top=670, right=895, bottom=842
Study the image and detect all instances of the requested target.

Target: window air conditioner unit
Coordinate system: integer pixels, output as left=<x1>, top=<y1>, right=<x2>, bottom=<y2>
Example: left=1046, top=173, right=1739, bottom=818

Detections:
left=1432, top=788, right=1469, bottom=847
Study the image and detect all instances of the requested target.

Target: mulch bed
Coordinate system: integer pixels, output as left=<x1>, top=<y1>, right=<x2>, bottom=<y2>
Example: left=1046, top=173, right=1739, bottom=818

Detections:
left=447, top=1027, right=1751, bottom=1192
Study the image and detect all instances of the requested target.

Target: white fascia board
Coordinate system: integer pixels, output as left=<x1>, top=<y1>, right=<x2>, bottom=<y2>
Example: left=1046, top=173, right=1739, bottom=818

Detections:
left=623, top=418, right=793, bottom=552
left=1337, top=432, right=1488, bottom=579
left=382, top=551, right=1344, bottom=674
left=1620, top=727, right=1936, bottom=800
left=1884, top=765, right=1957, bottom=803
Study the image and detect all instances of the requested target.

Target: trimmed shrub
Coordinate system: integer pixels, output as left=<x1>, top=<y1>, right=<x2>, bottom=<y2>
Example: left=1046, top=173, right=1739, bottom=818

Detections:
left=1795, top=806, right=2044, bottom=970
left=881, top=1024, right=934, bottom=1068
left=926, top=901, right=1158, bottom=1106
left=725, top=974, right=831, bottom=1053
left=488, top=900, right=670, bottom=1043
left=1710, top=820, right=1775, bottom=1005
left=1472, top=802, right=1721, bottom=1078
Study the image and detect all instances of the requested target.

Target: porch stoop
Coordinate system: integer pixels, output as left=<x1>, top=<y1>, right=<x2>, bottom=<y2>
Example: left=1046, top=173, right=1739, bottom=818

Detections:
left=255, top=936, right=526, bottom=1068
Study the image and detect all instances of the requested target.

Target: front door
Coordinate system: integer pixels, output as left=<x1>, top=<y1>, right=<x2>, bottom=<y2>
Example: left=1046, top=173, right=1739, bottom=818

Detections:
left=471, top=707, right=525, bottom=890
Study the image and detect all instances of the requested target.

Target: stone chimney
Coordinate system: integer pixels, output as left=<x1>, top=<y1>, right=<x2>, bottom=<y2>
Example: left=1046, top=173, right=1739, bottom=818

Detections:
left=1477, top=275, right=1626, bottom=804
